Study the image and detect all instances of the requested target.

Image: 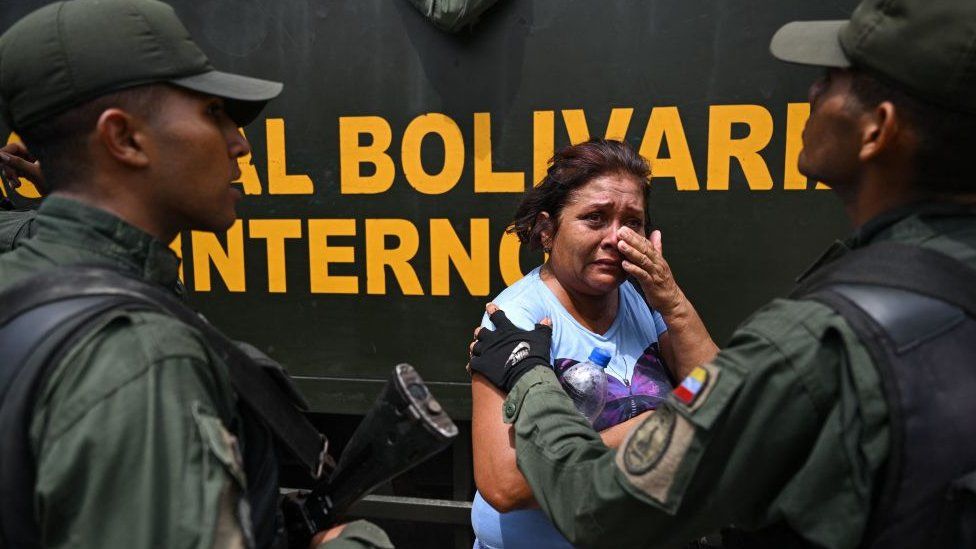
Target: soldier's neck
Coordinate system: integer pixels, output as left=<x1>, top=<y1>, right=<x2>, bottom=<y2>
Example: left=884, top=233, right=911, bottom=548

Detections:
left=52, top=187, right=176, bottom=244
left=841, top=165, right=921, bottom=228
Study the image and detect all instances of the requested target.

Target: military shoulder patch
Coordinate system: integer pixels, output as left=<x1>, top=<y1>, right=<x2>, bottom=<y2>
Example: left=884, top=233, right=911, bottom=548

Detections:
left=615, top=404, right=697, bottom=507
left=621, top=405, right=676, bottom=475
left=673, top=366, right=709, bottom=406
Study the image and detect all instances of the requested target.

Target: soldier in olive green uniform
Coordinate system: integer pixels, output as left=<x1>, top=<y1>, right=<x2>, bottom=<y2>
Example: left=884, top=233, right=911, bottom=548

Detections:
left=470, top=0, right=976, bottom=547
left=0, top=1, right=390, bottom=548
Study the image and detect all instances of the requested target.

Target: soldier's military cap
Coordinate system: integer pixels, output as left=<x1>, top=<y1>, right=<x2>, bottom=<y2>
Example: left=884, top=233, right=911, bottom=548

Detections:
left=0, top=0, right=282, bottom=129
left=770, top=0, right=976, bottom=114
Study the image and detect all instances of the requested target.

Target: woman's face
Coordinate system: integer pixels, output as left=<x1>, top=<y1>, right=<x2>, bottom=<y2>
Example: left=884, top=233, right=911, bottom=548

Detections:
left=542, top=172, right=646, bottom=297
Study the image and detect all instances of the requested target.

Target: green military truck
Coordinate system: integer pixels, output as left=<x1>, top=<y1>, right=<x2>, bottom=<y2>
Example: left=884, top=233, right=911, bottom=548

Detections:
left=0, top=0, right=858, bottom=545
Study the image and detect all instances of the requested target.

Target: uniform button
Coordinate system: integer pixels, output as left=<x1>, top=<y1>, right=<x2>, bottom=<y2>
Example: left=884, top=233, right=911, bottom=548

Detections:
left=504, top=403, right=516, bottom=416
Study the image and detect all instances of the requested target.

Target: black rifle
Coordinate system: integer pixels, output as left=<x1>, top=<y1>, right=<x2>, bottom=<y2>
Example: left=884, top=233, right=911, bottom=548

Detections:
left=281, top=363, right=458, bottom=548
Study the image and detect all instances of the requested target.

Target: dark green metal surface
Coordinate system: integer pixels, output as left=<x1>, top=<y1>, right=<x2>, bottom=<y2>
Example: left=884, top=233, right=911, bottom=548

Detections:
left=1, top=0, right=860, bottom=418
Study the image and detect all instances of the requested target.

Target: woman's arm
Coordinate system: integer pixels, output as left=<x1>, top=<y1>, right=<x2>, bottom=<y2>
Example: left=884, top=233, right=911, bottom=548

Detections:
left=474, top=371, right=654, bottom=512
left=618, top=228, right=718, bottom=380
left=598, top=410, right=652, bottom=448
left=471, top=373, right=538, bottom=512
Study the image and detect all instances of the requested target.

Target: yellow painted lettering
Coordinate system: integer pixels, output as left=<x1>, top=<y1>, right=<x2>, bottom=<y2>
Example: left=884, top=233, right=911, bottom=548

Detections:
left=308, top=219, right=359, bottom=294
left=430, top=218, right=490, bottom=296
left=638, top=107, right=699, bottom=191
left=784, top=102, right=809, bottom=190
left=561, top=108, right=634, bottom=144
left=266, top=119, right=313, bottom=195
left=603, top=108, right=634, bottom=141
left=532, top=111, right=555, bottom=187
left=339, top=116, right=395, bottom=194
left=365, top=219, right=423, bottom=295
left=707, top=105, right=774, bottom=190
left=235, top=128, right=263, bottom=195
left=561, top=110, right=591, bottom=145
left=402, top=113, right=464, bottom=195
left=191, top=221, right=246, bottom=292
left=499, top=230, right=528, bottom=287
left=169, top=233, right=184, bottom=283
left=249, top=219, right=302, bottom=293
left=474, top=113, right=524, bottom=193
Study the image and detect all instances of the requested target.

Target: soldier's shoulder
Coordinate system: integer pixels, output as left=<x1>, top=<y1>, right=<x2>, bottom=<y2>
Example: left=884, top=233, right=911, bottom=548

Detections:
left=38, top=308, right=225, bottom=426
left=718, top=296, right=870, bottom=396
left=105, top=308, right=215, bottom=360
left=733, top=296, right=853, bottom=344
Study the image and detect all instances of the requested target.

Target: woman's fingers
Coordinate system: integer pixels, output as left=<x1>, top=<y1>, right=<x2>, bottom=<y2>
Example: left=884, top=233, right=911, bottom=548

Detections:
left=618, top=239, right=652, bottom=272
left=0, top=142, right=32, bottom=162
left=650, top=229, right=663, bottom=254
left=618, top=227, right=682, bottom=314
left=0, top=143, right=43, bottom=187
left=617, top=226, right=652, bottom=257
left=620, top=259, right=648, bottom=280
left=618, top=227, right=663, bottom=265
left=618, top=230, right=666, bottom=280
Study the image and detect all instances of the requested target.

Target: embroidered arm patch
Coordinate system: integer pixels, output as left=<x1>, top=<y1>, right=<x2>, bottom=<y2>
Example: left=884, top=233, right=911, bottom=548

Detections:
left=615, top=405, right=695, bottom=508
left=614, top=363, right=732, bottom=511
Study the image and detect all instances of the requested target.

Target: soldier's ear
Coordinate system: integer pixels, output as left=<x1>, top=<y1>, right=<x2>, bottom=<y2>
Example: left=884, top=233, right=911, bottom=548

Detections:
left=859, top=100, right=900, bottom=162
left=94, top=108, right=151, bottom=169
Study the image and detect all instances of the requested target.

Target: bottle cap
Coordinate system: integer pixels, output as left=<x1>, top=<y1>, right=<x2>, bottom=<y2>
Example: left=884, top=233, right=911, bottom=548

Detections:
left=588, top=348, right=612, bottom=368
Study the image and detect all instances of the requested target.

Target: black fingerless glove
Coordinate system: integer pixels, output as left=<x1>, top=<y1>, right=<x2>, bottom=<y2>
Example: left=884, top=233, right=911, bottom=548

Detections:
left=470, top=309, right=552, bottom=393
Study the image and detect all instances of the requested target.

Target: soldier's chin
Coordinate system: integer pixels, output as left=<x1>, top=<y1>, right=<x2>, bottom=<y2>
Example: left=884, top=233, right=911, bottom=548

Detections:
left=214, top=215, right=238, bottom=232
left=195, top=210, right=238, bottom=233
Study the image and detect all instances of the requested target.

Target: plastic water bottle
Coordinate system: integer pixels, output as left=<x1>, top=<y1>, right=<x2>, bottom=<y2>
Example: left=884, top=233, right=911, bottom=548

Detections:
left=559, top=347, right=611, bottom=424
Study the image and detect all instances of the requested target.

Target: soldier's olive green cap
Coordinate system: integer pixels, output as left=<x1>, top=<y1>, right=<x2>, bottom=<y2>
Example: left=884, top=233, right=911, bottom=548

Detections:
left=0, top=0, right=283, bottom=129
left=770, top=0, right=976, bottom=114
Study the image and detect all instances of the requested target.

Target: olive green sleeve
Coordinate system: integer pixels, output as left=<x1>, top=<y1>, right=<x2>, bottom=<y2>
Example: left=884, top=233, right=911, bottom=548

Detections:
left=0, top=208, right=37, bottom=251
left=31, top=315, right=247, bottom=549
left=506, top=301, right=860, bottom=547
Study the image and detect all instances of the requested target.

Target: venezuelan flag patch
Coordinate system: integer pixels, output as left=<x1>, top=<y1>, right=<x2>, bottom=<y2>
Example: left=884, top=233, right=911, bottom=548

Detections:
left=673, top=366, right=709, bottom=405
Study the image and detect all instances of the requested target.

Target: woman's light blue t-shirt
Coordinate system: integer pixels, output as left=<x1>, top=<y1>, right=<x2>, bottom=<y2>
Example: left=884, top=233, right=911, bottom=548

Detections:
left=471, top=267, right=669, bottom=548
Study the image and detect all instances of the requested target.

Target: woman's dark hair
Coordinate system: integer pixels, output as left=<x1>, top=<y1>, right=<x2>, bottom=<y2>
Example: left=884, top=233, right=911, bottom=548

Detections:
left=848, top=70, right=976, bottom=195
left=509, top=138, right=651, bottom=250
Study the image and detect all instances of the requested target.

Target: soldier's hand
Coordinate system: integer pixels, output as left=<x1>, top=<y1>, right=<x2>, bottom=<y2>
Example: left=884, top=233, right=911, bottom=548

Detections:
left=469, top=303, right=552, bottom=393
left=0, top=141, right=44, bottom=192
left=617, top=227, right=683, bottom=316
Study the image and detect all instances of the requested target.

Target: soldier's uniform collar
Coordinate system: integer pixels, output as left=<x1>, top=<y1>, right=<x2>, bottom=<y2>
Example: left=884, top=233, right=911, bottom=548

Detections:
left=34, top=195, right=181, bottom=292
left=795, top=200, right=976, bottom=285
